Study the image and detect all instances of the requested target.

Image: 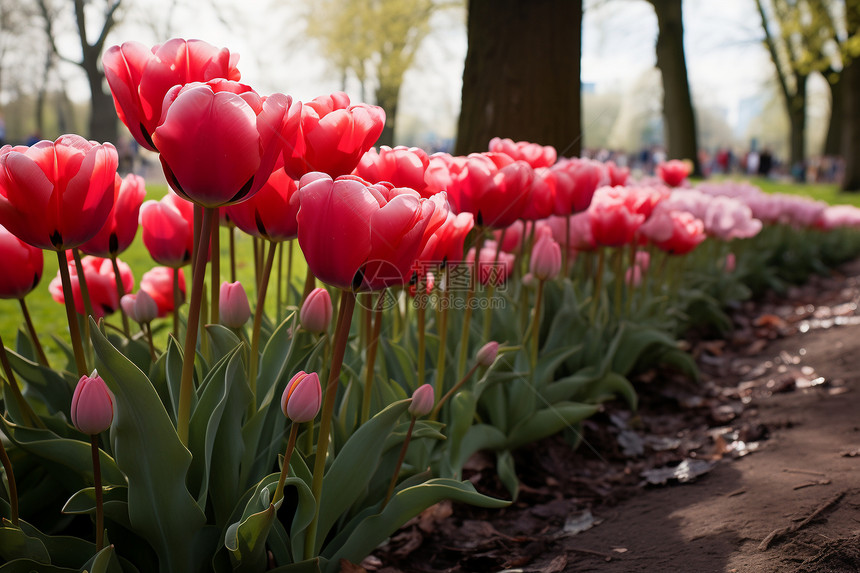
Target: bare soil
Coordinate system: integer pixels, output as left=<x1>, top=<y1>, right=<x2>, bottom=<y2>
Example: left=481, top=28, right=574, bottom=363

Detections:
left=366, top=260, right=860, bottom=573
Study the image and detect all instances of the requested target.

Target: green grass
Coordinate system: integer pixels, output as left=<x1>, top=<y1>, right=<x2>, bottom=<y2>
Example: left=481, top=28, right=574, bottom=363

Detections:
left=703, top=175, right=860, bottom=207
left=0, top=183, right=307, bottom=369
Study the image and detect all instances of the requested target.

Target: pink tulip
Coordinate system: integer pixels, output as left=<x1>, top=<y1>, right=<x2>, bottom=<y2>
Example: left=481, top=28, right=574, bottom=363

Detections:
left=724, top=252, right=737, bottom=273
left=625, top=265, right=643, bottom=287
left=448, top=153, right=534, bottom=229
left=588, top=189, right=646, bottom=247
left=139, top=193, right=195, bottom=268
left=657, top=160, right=690, bottom=187
left=552, top=158, right=606, bottom=215
left=529, top=234, right=562, bottom=281
left=153, top=80, right=301, bottom=207
left=300, top=287, right=333, bottom=333
left=80, top=174, right=147, bottom=257
left=606, top=161, right=630, bottom=186
left=49, top=256, right=134, bottom=318
left=488, top=137, right=557, bottom=168
left=476, top=341, right=500, bottom=366
left=354, top=146, right=433, bottom=197
left=281, top=371, right=322, bottom=423
left=103, top=38, right=241, bottom=151
left=283, top=92, right=385, bottom=179
left=71, top=372, right=114, bottom=434
left=643, top=210, right=706, bottom=255
left=408, top=384, right=435, bottom=417
left=465, top=241, right=516, bottom=286
left=120, top=290, right=159, bottom=324
left=140, top=266, right=186, bottom=317
left=0, top=223, right=43, bottom=299
left=0, top=136, right=117, bottom=250
left=219, top=281, right=251, bottom=328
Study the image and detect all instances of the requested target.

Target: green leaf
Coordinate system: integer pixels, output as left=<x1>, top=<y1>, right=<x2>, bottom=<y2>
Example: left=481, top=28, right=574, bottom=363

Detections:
left=495, top=450, right=519, bottom=500
left=587, top=372, right=638, bottom=410
left=323, top=479, right=508, bottom=570
left=16, top=520, right=98, bottom=568
left=316, top=400, right=410, bottom=554
left=265, top=558, right=323, bottom=573
left=90, top=319, right=206, bottom=573
left=0, top=560, right=77, bottom=573
left=541, top=367, right=601, bottom=404
left=164, top=337, right=189, bottom=422
left=506, top=402, right=599, bottom=450
left=5, top=349, right=73, bottom=417
left=611, top=323, right=680, bottom=377
left=0, top=525, right=50, bottom=564
left=62, top=486, right=131, bottom=530
left=449, top=423, right=507, bottom=476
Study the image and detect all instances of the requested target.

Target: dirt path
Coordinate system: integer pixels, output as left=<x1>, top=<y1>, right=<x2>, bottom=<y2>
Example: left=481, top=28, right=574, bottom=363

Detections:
left=371, top=262, right=860, bottom=573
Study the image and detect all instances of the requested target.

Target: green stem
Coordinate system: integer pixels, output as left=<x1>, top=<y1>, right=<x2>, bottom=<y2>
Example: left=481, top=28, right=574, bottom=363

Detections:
left=431, top=362, right=479, bottom=420
left=434, top=278, right=450, bottom=398
left=530, top=280, right=545, bottom=368
left=210, top=208, right=220, bottom=325
left=143, top=322, right=156, bottom=361
left=229, top=226, right=236, bottom=283
left=71, top=249, right=96, bottom=320
left=248, top=240, right=278, bottom=410
left=110, top=256, right=131, bottom=337
left=18, top=298, right=49, bottom=367
left=57, top=250, right=88, bottom=376
left=277, top=241, right=284, bottom=320
left=563, top=215, right=571, bottom=277
left=361, top=292, right=384, bottom=424
left=302, top=265, right=316, bottom=301
left=286, top=239, right=294, bottom=309
left=0, top=432, right=17, bottom=525
left=417, top=302, right=426, bottom=388
left=273, top=423, right=299, bottom=505
left=177, top=207, right=214, bottom=446
left=589, top=248, right=606, bottom=324
left=457, top=231, right=485, bottom=378
left=306, top=290, right=356, bottom=557
left=0, top=334, right=42, bottom=428
left=613, top=249, right=623, bottom=318
left=382, top=416, right=416, bottom=509
left=91, top=435, right=104, bottom=551
left=172, top=267, right=181, bottom=340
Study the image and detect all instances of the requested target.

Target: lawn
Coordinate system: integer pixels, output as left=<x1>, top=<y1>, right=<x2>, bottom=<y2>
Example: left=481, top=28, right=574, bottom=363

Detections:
left=1, top=183, right=307, bottom=369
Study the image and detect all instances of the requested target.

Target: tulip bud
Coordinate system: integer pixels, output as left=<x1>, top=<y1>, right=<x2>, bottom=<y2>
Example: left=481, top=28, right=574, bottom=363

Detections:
left=724, top=252, right=736, bottom=273
left=121, top=290, right=158, bottom=323
left=281, top=371, right=322, bottom=423
left=521, top=272, right=536, bottom=287
left=408, top=384, right=435, bottom=417
left=300, top=288, right=333, bottom=334
left=219, top=281, right=251, bottom=328
left=529, top=234, right=562, bottom=281
left=476, top=341, right=499, bottom=367
left=71, top=372, right=114, bottom=435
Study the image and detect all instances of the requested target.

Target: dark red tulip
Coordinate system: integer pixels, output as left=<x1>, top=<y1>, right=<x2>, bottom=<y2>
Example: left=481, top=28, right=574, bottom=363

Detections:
left=224, top=159, right=299, bottom=242
left=80, top=174, right=147, bottom=257
left=0, top=223, right=43, bottom=299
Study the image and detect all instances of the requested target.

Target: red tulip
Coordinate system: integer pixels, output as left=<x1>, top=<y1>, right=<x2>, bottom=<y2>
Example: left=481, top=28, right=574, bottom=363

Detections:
left=588, top=188, right=646, bottom=247
left=0, top=223, right=43, bottom=299
left=297, top=173, right=436, bottom=291
left=641, top=209, right=705, bottom=255
left=224, top=159, right=299, bottom=242
left=521, top=169, right=555, bottom=221
left=0, top=135, right=117, bottom=250
left=140, top=266, right=186, bottom=317
left=448, top=153, right=534, bottom=229
left=71, top=372, right=114, bottom=434
left=283, top=92, right=385, bottom=179
left=103, top=38, right=241, bottom=151
left=430, top=211, right=475, bottom=265
left=488, top=137, right=557, bottom=169
left=606, top=160, right=630, bottom=186
left=354, top=146, right=433, bottom=197
left=657, top=160, right=691, bottom=188
left=140, top=193, right=195, bottom=268
left=552, top=158, right=606, bottom=215
left=153, top=81, right=301, bottom=207
left=49, top=256, right=134, bottom=318
left=80, top=174, right=147, bottom=257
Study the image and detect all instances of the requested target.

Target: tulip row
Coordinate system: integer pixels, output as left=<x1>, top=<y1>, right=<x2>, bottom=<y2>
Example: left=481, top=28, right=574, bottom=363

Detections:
left=2, top=36, right=860, bottom=573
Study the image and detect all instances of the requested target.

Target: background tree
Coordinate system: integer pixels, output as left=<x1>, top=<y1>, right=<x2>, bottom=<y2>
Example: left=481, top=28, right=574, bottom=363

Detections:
left=841, top=0, right=860, bottom=190
left=36, top=0, right=121, bottom=143
left=455, top=0, right=582, bottom=157
left=646, top=0, right=702, bottom=176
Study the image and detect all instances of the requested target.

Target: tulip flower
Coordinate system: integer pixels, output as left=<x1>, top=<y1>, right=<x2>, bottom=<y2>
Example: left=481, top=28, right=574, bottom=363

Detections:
left=552, top=158, right=606, bottom=216
left=140, top=266, right=186, bottom=318
left=80, top=174, right=147, bottom=258
left=488, top=137, right=557, bottom=169
left=219, top=281, right=251, bottom=328
left=140, top=193, right=195, bottom=268
left=606, top=160, right=630, bottom=186
left=0, top=224, right=43, bottom=300
left=446, top=153, right=534, bottom=229
left=103, top=38, right=241, bottom=151
left=224, top=160, right=300, bottom=242
left=300, top=287, right=333, bottom=334
left=530, top=234, right=562, bottom=281
left=283, top=92, right=385, bottom=179
left=465, top=242, right=516, bottom=287
left=385, top=383, right=436, bottom=508
left=588, top=189, right=646, bottom=248
left=641, top=209, right=705, bottom=256
left=49, top=256, right=134, bottom=319
left=281, top=371, right=322, bottom=424
left=521, top=170, right=555, bottom=221
left=0, top=135, right=117, bottom=251
left=354, top=146, right=433, bottom=198
left=120, top=290, right=159, bottom=324
left=476, top=341, right=500, bottom=367
left=657, top=160, right=691, bottom=188
left=152, top=80, right=300, bottom=208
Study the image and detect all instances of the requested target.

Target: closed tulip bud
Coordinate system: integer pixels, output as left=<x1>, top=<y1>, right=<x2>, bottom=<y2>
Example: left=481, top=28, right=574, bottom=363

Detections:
left=300, top=288, right=333, bottom=333
left=476, top=341, right=499, bottom=367
left=724, top=252, right=736, bottom=273
left=281, top=371, right=322, bottom=423
left=408, top=384, right=435, bottom=417
left=529, top=234, right=562, bottom=281
left=121, top=290, right=158, bottom=323
left=219, top=281, right=251, bottom=328
left=71, top=372, right=114, bottom=435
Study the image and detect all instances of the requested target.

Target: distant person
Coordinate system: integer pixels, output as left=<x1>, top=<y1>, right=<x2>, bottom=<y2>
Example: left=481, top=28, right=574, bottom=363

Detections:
left=26, top=131, right=41, bottom=146
left=758, top=149, right=772, bottom=177
left=746, top=150, right=760, bottom=175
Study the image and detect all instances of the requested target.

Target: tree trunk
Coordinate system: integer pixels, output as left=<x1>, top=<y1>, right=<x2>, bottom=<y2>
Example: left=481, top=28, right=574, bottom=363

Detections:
left=84, top=58, right=118, bottom=144
left=841, top=57, right=860, bottom=191
left=788, top=75, right=807, bottom=181
left=824, top=75, right=842, bottom=157
left=455, top=0, right=582, bottom=157
left=375, top=80, right=400, bottom=148
left=650, top=0, right=701, bottom=176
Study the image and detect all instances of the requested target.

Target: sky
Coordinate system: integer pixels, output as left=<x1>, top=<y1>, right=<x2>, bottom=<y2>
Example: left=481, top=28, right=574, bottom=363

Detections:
left=60, top=0, right=782, bottom=141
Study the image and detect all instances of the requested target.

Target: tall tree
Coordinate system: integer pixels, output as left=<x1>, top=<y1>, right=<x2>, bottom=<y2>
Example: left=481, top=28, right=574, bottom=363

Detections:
left=37, top=0, right=121, bottom=143
left=304, top=0, right=444, bottom=147
left=646, top=0, right=701, bottom=176
left=455, top=0, right=582, bottom=157
left=841, top=0, right=860, bottom=190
